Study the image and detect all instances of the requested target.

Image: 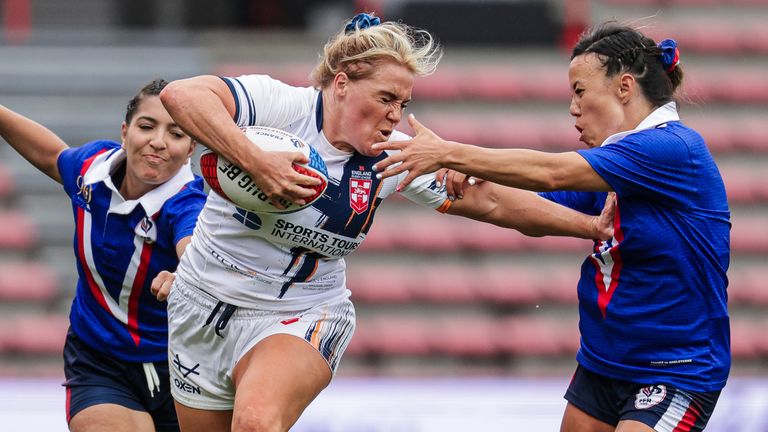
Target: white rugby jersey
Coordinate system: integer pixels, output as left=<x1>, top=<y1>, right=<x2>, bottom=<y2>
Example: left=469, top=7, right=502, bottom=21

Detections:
left=176, top=74, right=451, bottom=310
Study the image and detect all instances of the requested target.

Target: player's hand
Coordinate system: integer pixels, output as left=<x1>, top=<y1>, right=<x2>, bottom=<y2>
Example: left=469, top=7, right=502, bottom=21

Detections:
left=592, top=192, right=616, bottom=240
left=436, top=168, right=481, bottom=200
left=249, top=150, right=322, bottom=210
left=372, top=114, right=451, bottom=191
left=151, top=270, right=176, bottom=302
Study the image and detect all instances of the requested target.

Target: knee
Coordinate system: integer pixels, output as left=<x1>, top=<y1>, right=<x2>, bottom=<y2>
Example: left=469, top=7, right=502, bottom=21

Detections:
left=231, top=406, right=288, bottom=432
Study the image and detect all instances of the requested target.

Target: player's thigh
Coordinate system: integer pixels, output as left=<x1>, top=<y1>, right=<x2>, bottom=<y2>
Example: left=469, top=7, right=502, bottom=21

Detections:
left=560, top=402, right=616, bottom=432
left=173, top=401, right=232, bottom=432
left=69, top=403, right=155, bottom=432
left=231, top=334, right=332, bottom=431
left=615, top=419, right=655, bottom=432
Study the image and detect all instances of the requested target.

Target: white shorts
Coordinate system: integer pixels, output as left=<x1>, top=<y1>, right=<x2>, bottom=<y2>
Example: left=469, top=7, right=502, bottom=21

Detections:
left=167, top=277, right=356, bottom=410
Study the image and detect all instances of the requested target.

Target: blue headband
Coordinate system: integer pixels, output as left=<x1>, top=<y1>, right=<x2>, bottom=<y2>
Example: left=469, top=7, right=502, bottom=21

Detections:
left=658, top=39, right=680, bottom=73
left=345, top=13, right=381, bottom=34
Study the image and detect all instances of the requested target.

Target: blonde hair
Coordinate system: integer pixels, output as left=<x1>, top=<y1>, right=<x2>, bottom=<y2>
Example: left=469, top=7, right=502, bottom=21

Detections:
left=310, top=14, right=443, bottom=89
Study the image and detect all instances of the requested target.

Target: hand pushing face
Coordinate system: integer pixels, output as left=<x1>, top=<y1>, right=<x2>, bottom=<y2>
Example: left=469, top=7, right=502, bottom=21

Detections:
left=326, top=58, right=414, bottom=157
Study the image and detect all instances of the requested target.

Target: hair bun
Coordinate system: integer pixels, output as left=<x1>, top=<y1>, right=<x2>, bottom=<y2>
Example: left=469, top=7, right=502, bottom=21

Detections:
left=658, top=39, right=680, bottom=73
left=344, top=13, right=381, bottom=34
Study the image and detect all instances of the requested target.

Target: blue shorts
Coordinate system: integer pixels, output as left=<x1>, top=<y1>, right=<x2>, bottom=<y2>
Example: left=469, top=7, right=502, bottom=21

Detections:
left=564, top=365, right=720, bottom=431
left=62, top=328, right=179, bottom=431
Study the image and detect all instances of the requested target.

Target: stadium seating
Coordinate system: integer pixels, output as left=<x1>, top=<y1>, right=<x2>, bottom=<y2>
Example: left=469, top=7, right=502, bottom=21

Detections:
left=730, top=216, right=768, bottom=253
left=349, top=313, right=768, bottom=360
left=2, top=2, right=767, bottom=379
left=351, top=261, right=767, bottom=308
left=730, top=318, right=763, bottom=359
left=364, top=213, right=767, bottom=253
left=0, top=162, right=14, bottom=199
left=430, top=316, right=499, bottom=357
left=380, top=163, right=768, bottom=206
left=728, top=267, right=768, bottom=305
left=613, top=20, right=768, bottom=55
left=497, top=316, right=580, bottom=356
left=357, top=316, right=433, bottom=356
left=349, top=263, right=570, bottom=306
left=722, top=167, right=768, bottom=204
left=349, top=314, right=582, bottom=358
left=214, top=62, right=768, bottom=104
left=347, top=265, right=414, bottom=303
left=346, top=112, right=768, bottom=154
left=0, top=261, right=59, bottom=302
left=0, top=314, right=68, bottom=355
left=602, top=0, right=768, bottom=6
left=0, top=211, right=37, bottom=251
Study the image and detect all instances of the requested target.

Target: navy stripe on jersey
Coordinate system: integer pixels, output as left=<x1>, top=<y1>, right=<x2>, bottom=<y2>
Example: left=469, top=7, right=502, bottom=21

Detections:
left=240, top=78, right=255, bottom=124
left=315, top=92, right=323, bottom=132
left=362, top=196, right=384, bottom=234
left=313, top=152, right=387, bottom=238
left=220, top=77, right=241, bottom=122
left=221, top=77, right=255, bottom=124
left=278, top=249, right=321, bottom=298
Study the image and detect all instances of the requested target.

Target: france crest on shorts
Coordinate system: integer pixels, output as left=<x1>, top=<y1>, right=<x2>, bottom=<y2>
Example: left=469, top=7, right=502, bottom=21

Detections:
left=635, top=384, right=666, bottom=409
left=349, top=166, right=372, bottom=214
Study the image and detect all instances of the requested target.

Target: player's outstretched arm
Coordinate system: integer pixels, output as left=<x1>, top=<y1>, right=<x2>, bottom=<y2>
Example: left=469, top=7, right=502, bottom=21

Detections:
left=0, top=105, right=68, bottom=183
left=159, top=75, right=320, bottom=209
left=373, top=114, right=611, bottom=193
left=447, top=181, right=615, bottom=240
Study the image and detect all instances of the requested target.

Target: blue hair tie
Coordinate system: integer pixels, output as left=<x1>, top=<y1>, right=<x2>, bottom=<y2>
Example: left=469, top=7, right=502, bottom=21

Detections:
left=345, top=13, right=381, bottom=34
left=658, top=39, right=680, bottom=73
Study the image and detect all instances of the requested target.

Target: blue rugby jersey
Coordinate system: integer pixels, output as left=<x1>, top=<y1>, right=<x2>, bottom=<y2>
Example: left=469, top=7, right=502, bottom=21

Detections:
left=58, top=140, right=206, bottom=362
left=541, top=104, right=731, bottom=392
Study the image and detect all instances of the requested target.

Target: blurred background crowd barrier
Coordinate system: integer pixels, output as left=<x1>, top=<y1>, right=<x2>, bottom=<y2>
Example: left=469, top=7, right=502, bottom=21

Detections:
left=1, top=0, right=767, bottom=429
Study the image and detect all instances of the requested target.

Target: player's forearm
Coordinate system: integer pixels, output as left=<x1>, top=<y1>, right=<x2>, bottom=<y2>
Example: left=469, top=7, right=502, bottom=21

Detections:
left=501, top=192, right=599, bottom=238
left=500, top=192, right=600, bottom=239
left=443, top=143, right=564, bottom=192
left=444, top=144, right=613, bottom=193
left=160, top=79, right=263, bottom=174
left=451, top=183, right=600, bottom=239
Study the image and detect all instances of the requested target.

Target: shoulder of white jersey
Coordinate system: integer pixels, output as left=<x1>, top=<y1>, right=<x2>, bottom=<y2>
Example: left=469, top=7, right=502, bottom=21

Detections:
left=227, top=73, right=314, bottom=91
left=221, top=74, right=316, bottom=129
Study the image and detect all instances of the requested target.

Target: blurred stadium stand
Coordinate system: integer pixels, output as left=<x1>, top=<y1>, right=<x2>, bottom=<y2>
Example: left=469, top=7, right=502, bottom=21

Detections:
left=1, top=0, right=767, bottom=383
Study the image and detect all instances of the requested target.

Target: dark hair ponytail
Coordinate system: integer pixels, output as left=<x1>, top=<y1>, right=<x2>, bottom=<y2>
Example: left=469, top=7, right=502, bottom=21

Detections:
left=571, top=22, right=683, bottom=107
left=125, top=78, right=169, bottom=124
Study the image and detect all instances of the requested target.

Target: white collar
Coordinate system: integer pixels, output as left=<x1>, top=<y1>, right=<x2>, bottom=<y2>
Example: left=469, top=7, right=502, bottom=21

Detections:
left=601, top=101, right=679, bottom=147
left=82, top=147, right=195, bottom=216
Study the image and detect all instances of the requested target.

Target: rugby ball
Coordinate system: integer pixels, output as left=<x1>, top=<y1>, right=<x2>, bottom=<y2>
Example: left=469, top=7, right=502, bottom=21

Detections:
left=199, top=126, right=328, bottom=213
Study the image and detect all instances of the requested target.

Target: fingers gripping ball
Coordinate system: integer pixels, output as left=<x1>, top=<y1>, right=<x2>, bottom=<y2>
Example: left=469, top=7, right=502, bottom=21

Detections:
left=200, top=126, right=328, bottom=213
